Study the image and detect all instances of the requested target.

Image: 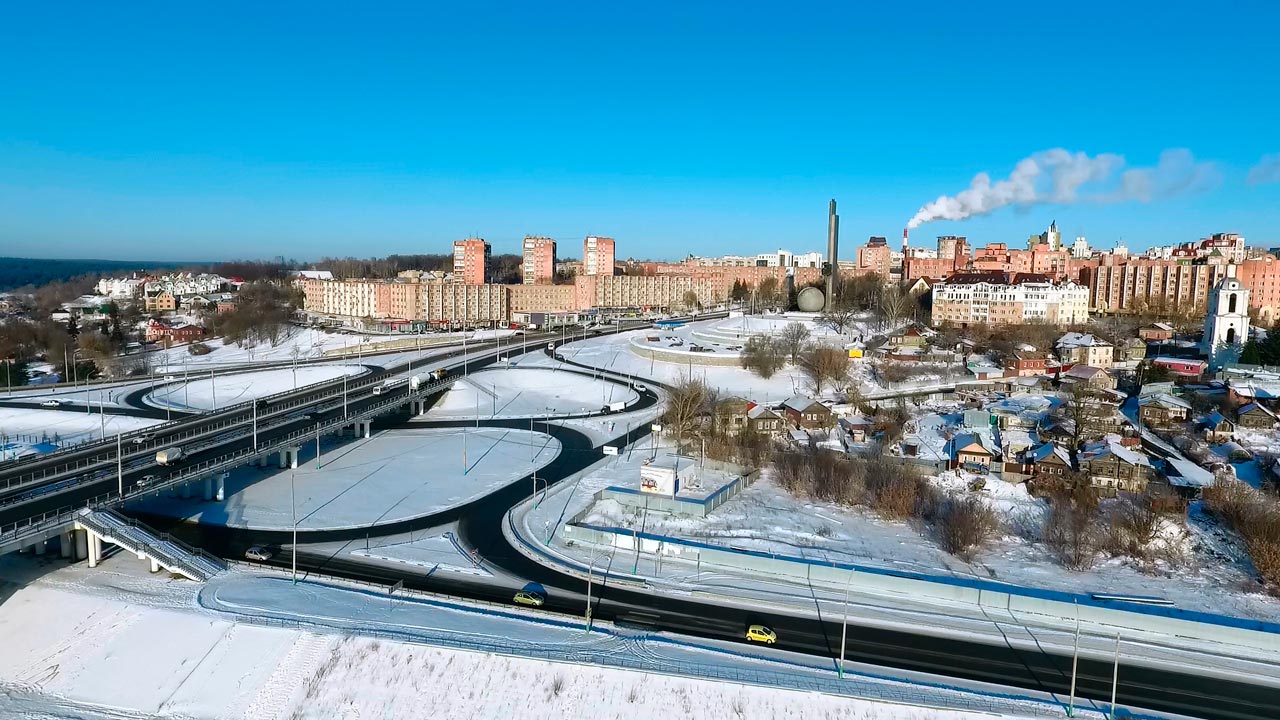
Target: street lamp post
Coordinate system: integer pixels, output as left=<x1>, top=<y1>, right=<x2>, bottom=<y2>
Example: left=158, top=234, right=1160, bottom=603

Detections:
left=838, top=566, right=855, bottom=678
left=1110, top=633, right=1121, bottom=720
left=291, top=470, right=298, bottom=584
left=1068, top=600, right=1080, bottom=717
left=585, top=550, right=613, bottom=634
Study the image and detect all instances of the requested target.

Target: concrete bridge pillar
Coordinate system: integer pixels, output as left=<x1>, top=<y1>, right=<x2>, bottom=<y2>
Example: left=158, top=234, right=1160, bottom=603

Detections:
left=87, top=531, right=102, bottom=568
left=60, top=531, right=73, bottom=559
left=362, top=421, right=371, bottom=439
left=216, top=473, right=227, bottom=502
left=150, top=557, right=160, bottom=573
left=33, top=539, right=46, bottom=556
left=257, top=455, right=269, bottom=468
left=73, top=530, right=88, bottom=561
left=203, top=477, right=213, bottom=501
left=181, top=482, right=192, bottom=499
left=278, top=449, right=289, bottom=469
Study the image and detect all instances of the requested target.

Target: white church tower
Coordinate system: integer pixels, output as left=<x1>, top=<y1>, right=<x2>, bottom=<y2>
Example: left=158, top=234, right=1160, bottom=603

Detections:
left=1203, top=264, right=1250, bottom=367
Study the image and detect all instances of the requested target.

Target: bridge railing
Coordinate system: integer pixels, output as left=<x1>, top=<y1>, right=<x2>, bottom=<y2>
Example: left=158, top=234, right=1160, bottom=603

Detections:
left=77, top=508, right=225, bottom=580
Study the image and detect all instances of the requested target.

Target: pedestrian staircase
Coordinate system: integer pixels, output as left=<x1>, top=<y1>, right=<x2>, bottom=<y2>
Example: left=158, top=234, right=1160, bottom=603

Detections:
left=75, top=508, right=225, bottom=581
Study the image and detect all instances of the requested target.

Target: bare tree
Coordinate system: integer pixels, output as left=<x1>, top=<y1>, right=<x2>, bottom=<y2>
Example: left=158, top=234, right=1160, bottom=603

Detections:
left=815, top=306, right=860, bottom=335
left=662, top=375, right=718, bottom=454
left=756, top=276, right=781, bottom=310
left=740, top=335, right=786, bottom=378
left=875, top=284, right=912, bottom=331
left=1042, top=480, right=1100, bottom=571
left=799, top=345, right=849, bottom=396
left=778, top=322, right=810, bottom=364
left=681, top=290, right=701, bottom=312
left=935, top=493, right=1000, bottom=562
left=1054, top=385, right=1114, bottom=454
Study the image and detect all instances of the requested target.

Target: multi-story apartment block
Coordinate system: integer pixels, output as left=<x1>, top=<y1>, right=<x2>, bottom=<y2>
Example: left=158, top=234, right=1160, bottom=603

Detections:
left=574, top=274, right=715, bottom=310
left=521, top=236, right=556, bottom=285
left=508, top=284, right=576, bottom=314
left=452, top=238, right=490, bottom=285
left=584, top=236, right=615, bottom=276
left=855, top=237, right=891, bottom=277
left=421, top=282, right=507, bottom=325
left=931, top=272, right=1089, bottom=327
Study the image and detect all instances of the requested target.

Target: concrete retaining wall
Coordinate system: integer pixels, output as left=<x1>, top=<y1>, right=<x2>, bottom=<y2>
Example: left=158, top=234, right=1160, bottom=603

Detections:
left=627, top=338, right=743, bottom=367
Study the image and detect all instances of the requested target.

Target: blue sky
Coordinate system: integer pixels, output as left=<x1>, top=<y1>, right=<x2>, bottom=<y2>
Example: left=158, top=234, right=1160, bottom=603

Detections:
left=1, top=1, right=1277, bottom=261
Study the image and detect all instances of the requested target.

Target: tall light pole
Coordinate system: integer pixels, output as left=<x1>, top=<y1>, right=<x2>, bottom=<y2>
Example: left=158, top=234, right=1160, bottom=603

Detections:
left=1110, top=633, right=1121, bottom=720
left=315, top=422, right=322, bottom=469
left=1068, top=600, right=1080, bottom=717
left=585, top=550, right=612, bottom=634
left=252, top=399, right=258, bottom=450
left=210, top=368, right=217, bottom=411
left=839, top=566, right=855, bottom=679
left=116, top=433, right=123, bottom=495
left=291, top=470, right=298, bottom=584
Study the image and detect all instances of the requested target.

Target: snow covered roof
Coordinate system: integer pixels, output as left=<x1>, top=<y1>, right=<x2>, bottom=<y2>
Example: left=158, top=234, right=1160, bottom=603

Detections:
left=1200, top=410, right=1233, bottom=428
left=950, top=433, right=994, bottom=458
left=1029, top=442, right=1072, bottom=465
left=1064, top=365, right=1104, bottom=380
left=1148, top=322, right=1175, bottom=332
left=1232, top=383, right=1280, bottom=400
left=1138, top=393, right=1192, bottom=410
left=747, top=404, right=779, bottom=420
left=293, top=270, right=334, bottom=280
left=1082, top=440, right=1151, bottom=467
left=781, top=396, right=824, bottom=414
left=1165, top=458, right=1215, bottom=488
left=1057, top=332, right=1111, bottom=349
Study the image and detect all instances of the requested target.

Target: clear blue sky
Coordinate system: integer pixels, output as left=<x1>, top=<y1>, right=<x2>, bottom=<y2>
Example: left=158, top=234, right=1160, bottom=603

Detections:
left=1, top=1, right=1277, bottom=261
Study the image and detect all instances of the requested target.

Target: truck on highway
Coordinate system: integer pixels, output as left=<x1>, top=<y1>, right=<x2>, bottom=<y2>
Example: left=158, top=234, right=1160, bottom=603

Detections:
left=607, top=401, right=626, bottom=412
left=155, top=447, right=184, bottom=465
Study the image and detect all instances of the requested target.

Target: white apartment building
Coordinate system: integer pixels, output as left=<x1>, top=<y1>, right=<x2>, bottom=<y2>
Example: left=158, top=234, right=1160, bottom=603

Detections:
left=931, top=272, right=1089, bottom=327
left=95, top=277, right=144, bottom=298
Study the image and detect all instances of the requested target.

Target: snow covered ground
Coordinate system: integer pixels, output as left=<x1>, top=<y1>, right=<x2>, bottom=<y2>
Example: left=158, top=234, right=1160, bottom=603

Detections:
left=143, top=364, right=368, bottom=412
left=349, top=531, right=492, bottom=577
left=549, top=320, right=814, bottom=403
left=129, top=427, right=560, bottom=531
left=426, top=367, right=639, bottom=419
left=0, top=553, right=1119, bottom=720
left=145, top=325, right=516, bottom=370
left=0, top=405, right=161, bottom=455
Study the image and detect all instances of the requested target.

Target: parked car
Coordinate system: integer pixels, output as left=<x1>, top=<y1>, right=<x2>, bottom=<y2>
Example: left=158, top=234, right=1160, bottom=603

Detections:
left=745, top=625, right=777, bottom=644
left=40, top=399, right=61, bottom=407
left=244, top=546, right=274, bottom=562
left=513, top=591, right=545, bottom=607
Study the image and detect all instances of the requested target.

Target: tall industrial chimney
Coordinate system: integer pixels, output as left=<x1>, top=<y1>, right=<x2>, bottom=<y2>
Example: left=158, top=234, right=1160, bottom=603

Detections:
left=902, top=228, right=909, bottom=254
left=825, top=199, right=839, bottom=310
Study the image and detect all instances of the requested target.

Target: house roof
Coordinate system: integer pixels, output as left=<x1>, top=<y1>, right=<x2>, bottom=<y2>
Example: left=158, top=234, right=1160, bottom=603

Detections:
left=1057, top=332, right=1112, bottom=349
left=1082, top=440, right=1151, bottom=468
left=1138, top=393, right=1192, bottom=411
left=1165, top=458, right=1215, bottom=488
left=950, top=433, right=994, bottom=458
left=747, top=405, right=779, bottom=420
left=1064, top=365, right=1104, bottom=380
left=1148, top=322, right=1175, bottom=332
left=1029, top=441, right=1072, bottom=466
left=1201, top=410, right=1233, bottom=428
left=1239, top=402, right=1279, bottom=421
left=782, top=396, right=825, bottom=414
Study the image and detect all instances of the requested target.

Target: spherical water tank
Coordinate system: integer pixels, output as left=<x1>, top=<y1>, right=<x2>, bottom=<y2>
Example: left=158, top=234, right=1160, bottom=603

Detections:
left=796, top=286, right=825, bottom=312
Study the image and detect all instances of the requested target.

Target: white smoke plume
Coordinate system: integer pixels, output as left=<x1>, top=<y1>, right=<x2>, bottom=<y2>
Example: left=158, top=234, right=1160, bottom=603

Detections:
left=1247, top=153, right=1280, bottom=185
left=906, top=148, right=1219, bottom=229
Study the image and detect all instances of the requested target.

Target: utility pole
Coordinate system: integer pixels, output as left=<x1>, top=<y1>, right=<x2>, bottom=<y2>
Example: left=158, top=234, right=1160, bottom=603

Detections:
left=315, top=423, right=322, bottom=469
left=252, top=399, right=258, bottom=450
left=210, top=368, right=217, bottom=411
left=116, top=433, right=123, bottom=495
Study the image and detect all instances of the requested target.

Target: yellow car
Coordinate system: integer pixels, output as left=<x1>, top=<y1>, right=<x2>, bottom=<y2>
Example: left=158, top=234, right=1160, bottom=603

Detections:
left=513, top=591, right=545, bottom=607
left=746, top=625, right=777, bottom=644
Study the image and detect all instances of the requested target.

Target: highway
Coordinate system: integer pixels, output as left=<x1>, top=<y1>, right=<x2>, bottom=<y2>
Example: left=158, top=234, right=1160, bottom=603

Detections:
left=124, top=341, right=1280, bottom=720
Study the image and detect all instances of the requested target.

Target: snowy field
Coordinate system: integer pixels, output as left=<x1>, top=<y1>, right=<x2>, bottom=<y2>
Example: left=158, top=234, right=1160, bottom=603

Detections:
left=0, top=405, right=161, bottom=455
left=427, top=367, right=639, bottom=419
left=0, top=555, right=1083, bottom=720
left=547, top=320, right=815, bottom=403
left=130, top=427, right=560, bottom=531
left=349, top=531, right=492, bottom=577
left=146, top=325, right=516, bottom=370
left=144, top=364, right=368, bottom=411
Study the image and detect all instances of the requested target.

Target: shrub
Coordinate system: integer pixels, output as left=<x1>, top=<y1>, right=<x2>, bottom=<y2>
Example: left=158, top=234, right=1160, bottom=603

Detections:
left=1205, top=478, right=1280, bottom=593
left=935, top=493, right=1000, bottom=561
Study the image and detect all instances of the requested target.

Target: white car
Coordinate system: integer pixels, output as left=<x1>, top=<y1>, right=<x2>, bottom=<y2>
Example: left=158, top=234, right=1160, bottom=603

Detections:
left=244, top=546, right=274, bottom=562
left=131, top=433, right=157, bottom=445
left=40, top=399, right=61, bottom=407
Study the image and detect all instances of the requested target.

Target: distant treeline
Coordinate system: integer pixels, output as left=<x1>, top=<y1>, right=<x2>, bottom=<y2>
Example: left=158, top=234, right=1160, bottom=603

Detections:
left=0, top=257, right=200, bottom=292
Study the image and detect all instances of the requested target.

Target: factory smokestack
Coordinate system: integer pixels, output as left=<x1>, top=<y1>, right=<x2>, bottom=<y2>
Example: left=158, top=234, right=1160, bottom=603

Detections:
left=902, top=228, right=909, bottom=253
left=825, top=199, right=839, bottom=311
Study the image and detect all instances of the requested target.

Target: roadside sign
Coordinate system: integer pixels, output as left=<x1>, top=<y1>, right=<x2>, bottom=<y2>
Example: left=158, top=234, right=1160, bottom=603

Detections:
left=650, top=424, right=663, bottom=432
left=603, top=445, right=619, bottom=456
left=389, top=579, right=404, bottom=596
